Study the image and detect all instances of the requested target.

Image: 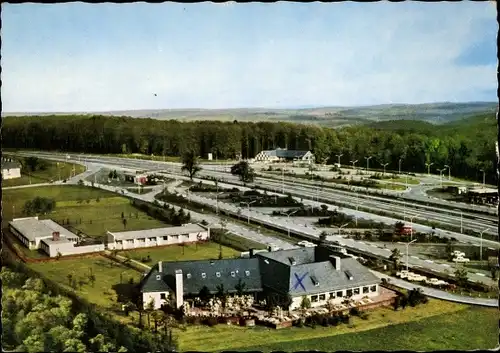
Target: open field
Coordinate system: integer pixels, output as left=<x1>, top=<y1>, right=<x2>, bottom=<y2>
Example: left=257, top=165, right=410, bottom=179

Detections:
left=28, top=255, right=141, bottom=309
left=2, top=158, right=86, bottom=187
left=176, top=298, right=492, bottom=351
left=118, top=241, right=240, bottom=264
left=239, top=307, right=498, bottom=352
left=389, top=177, right=420, bottom=185
left=2, top=186, right=169, bottom=238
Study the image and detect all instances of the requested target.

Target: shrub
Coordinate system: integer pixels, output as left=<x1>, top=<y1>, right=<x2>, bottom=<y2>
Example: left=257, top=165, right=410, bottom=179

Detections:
left=321, top=317, right=329, bottom=327
left=349, top=307, right=360, bottom=316
left=204, top=317, right=218, bottom=327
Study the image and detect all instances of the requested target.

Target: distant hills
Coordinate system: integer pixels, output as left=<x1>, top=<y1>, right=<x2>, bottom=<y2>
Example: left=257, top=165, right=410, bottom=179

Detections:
left=4, top=102, right=497, bottom=127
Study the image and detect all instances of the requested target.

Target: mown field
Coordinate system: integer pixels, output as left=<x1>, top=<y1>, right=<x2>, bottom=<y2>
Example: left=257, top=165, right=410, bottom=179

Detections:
left=2, top=158, right=86, bottom=187
left=176, top=301, right=497, bottom=352
left=2, top=186, right=168, bottom=238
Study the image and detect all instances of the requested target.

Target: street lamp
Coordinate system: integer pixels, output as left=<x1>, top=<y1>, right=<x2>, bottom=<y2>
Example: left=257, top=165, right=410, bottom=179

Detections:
left=364, top=156, right=373, bottom=173
left=335, top=222, right=350, bottom=237
left=408, top=213, right=420, bottom=241
left=380, top=162, right=389, bottom=176
left=350, top=160, right=358, bottom=170
left=479, top=227, right=489, bottom=261
left=438, top=168, right=446, bottom=189
left=336, top=153, right=343, bottom=167
left=444, top=164, right=451, bottom=181
left=215, top=191, right=224, bottom=215
left=355, top=201, right=364, bottom=227
left=398, top=239, right=417, bottom=272
left=399, top=158, right=404, bottom=174
left=425, top=162, right=434, bottom=176
left=285, top=210, right=298, bottom=237
left=455, top=209, right=463, bottom=234
left=479, top=169, right=486, bottom=187
left=242, top=200, right=256, bottom=224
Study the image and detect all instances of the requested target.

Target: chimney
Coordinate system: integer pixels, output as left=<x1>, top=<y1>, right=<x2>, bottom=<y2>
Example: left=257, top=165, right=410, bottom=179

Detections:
left=52, top=231, right=60, bottom=241
left=158, top=261, right=163, bottom=273
left=175, top=269, right=184, bottom=309
left=330, top=255, right=341, bottom=271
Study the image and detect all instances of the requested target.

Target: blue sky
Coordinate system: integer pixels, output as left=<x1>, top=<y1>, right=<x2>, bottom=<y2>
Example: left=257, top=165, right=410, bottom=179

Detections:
left=2, top=2, right=497, bottom=112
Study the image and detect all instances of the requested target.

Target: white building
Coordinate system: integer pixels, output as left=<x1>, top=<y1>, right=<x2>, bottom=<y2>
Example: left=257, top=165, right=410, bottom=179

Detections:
left=8, top=217, right=105, bottom=257
left=254, top=148, right=315, bottom=164
left=106, top=223, right=210, bottom=250
left=1, top=158, right=21, bottom=180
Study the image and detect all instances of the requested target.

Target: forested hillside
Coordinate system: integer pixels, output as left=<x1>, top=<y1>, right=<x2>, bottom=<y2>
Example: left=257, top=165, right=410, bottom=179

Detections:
left=2, top=112, right=497, bottom=183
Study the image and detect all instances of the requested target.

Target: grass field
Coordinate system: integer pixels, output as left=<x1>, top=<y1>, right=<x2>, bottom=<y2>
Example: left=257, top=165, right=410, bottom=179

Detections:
left=2, top=158, right=86, bottom=187
left=176, top=300, right=496, bottom=352
left=119, top=241, right=241, bottom=264
left=2, top=186, right=169, bottom=238
left=390, top=177, right=420, bottom=185
left=29, top=255, right=141, bottom=309
left=376, top=183, right=407, bottom=191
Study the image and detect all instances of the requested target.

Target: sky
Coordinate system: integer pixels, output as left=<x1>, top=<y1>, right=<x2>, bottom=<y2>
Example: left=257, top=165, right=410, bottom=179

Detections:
left=2, top=2, right=498, bottom=112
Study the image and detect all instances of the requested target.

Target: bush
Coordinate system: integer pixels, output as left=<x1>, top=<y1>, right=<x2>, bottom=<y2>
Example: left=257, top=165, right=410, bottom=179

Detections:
left=328, top=315, right=339, bottom=326
left=349, top=307, right=360, bottom=316
left=204, top=317, right=218, bottom=327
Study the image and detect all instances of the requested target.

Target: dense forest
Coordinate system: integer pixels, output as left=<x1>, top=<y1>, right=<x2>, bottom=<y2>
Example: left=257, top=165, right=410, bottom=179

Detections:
left=2, top=112, right=497, bottom=183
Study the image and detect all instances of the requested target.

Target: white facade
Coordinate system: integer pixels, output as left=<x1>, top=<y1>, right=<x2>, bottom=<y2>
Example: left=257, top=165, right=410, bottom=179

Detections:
left=254, top=151, right=280, bottom=163
left=40, top=240, right=105, bottom=258
left=143, top=291, right=171, bottom=310
left=2, top=166, right=21, bottom=179
left=289, top=284, right=379, bottom=311
left=107, top=224, right=210, bottom=250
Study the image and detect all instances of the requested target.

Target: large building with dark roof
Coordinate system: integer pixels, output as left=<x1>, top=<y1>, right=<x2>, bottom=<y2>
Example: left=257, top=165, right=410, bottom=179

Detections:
left=140, top=245, right=380, bottom=310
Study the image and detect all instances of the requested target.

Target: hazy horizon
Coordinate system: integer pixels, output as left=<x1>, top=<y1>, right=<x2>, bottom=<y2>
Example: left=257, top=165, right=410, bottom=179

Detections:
left=3, top=2, right=497, bottom=112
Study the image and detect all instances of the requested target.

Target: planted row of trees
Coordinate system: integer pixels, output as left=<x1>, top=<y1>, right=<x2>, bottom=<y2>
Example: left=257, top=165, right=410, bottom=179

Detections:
left=2, top=112, right=496, bottom=183
left=132, top=199, right=191, bottom=226
left=23, top=196, right=56, bottom=216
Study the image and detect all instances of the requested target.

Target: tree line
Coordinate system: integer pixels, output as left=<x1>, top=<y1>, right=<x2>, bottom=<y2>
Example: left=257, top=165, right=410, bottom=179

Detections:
left=2, top=112, right=496, bottom=183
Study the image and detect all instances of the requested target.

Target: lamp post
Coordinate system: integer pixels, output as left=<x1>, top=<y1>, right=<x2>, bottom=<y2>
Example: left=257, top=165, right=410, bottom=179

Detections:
left=405, top=173, right=409, bottom=190
left=479, top=169, right=486, bottom=187
left=336, top=153, right=343, bottom=167
left=336, top=222, right=350, bottom=237
left=364, top=156, right=372, bottom=173
left=399, top=158, right=403, bottom=175
left=444, top=164, right=451, bottom=181
left=215, top=191, right=224, bottom=215
left=282, top=166, right=285, bottom=193
left=350, top=160, right=358, bottom=170
left=438, top=168, right=446, bottom=189
left=242, top=200, right=256, bottom=224
left=355, top=201, right=364, bottom=227
left=398, top=239, right=417, bottom=272
left=380, top=162, right=389, bottom=177
left=285, top=210, right=298, bottom=237
left=425, top=162, right=434, bottom=176
left=409, top=213, right=420, bottom=241
left=479, top=227, right=489, bottom=261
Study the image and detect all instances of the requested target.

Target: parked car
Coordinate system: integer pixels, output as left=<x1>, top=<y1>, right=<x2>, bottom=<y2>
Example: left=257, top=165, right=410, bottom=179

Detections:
left=453, top=257, right=470, bottom=263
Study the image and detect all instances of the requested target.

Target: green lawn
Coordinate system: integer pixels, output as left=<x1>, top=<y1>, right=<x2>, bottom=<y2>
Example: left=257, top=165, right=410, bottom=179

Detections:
left=2, top=158, right=86, bottom=187
left=119, top=241, right=240, bottom=264
left=376, top=183, right=407, bottom=191
left=176, top=300, right=496, bottom=352
left=390, top=177, right=420, bottom=185
left=2, top=186, right=168, bottom=238
left=29, top=255, right=141, bottom=309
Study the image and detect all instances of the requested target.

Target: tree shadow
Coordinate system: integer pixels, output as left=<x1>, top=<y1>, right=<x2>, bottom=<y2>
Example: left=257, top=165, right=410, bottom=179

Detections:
left=112, top=283, right=140, bottom=303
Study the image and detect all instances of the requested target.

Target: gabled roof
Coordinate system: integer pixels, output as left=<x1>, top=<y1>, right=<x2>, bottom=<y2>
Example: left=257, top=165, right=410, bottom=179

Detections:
left=2, top=161, right=21, bottom=170
left=140, top=268, right=173, bottom=293
left=258, top=149, right=312, bottom=159
left=141, top=258, right=263, bottom=295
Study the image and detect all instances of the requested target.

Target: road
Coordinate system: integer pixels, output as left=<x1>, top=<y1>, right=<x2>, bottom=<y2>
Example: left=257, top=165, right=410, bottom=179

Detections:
left=371, top=270, right=497, bottom=307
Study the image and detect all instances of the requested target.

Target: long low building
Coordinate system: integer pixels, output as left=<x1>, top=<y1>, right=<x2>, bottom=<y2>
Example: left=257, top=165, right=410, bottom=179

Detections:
left=140, top=245, right=381, bottom=311
left=9, top=217, right=105, bottom=257
left=106, top=223, right=210, bottom=250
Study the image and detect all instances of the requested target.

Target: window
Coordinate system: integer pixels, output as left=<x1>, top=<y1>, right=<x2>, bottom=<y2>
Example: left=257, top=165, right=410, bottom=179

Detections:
left=319, top=294, right=326, bottom=301
left=354, top=288, right=360, bottom=295
left=160, top=293, right=166, bottom=300
left=186, top=273, right=192, bottom=279
left=201, top=273, right=206, bottom=279
left=363, top=287, right=369, bottom=294
left=163, top=236, right=168, bottom=240
left=230, top=271, right=235, bottom=277
left=245, top=270, right=250, bottom=276
left=337, top=291, right=343, bottom=297
left=329, top=292, right=335, bottom=299
left=156, top=275, right=161, bottom=280
left=346, top=289, right=353, bottom=297
left=370, top=285, right=377, bottom=292
left=216, top=272, right=221, bottom=277
left=149, top=237, right=156, bottom=241
left=311, top=295, right=318, bottom=302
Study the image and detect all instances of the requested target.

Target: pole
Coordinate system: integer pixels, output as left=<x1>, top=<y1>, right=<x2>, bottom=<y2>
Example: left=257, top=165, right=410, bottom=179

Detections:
left=460, top=211, right=463, bottom=234
left=480, top=228, right=489, bottom=261
left=282, top=167, right=284, bottom=194
left=399, top=159, right=402, bottom=174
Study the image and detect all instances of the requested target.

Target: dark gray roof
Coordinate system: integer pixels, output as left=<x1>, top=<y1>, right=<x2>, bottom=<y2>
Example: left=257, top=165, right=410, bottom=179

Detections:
left=141, top=258, right=263, bottom=295
left=140, top=268, right=172, bottom=293
left=256, top=246, right=380, bottom=296
left=261, top=149, right=311, bottom=159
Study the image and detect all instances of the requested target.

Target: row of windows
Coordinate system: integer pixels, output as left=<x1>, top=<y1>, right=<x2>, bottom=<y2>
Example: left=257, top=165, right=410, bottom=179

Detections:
left=189, top=270, right=251, bottom=279
left=310, top=285, right=377, bottom=303
left=116, top=234, right=188, bottom=244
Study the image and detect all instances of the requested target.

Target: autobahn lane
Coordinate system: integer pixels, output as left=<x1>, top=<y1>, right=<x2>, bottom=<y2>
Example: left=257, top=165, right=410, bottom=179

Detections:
left=14, top=151, right=498, bottom=238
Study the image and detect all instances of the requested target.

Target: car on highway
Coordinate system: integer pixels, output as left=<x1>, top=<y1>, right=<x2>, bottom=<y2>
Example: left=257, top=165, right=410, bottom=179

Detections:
left=426, top=278, right=448, bottom=286
left=453, top=257, right=470, bottom=263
